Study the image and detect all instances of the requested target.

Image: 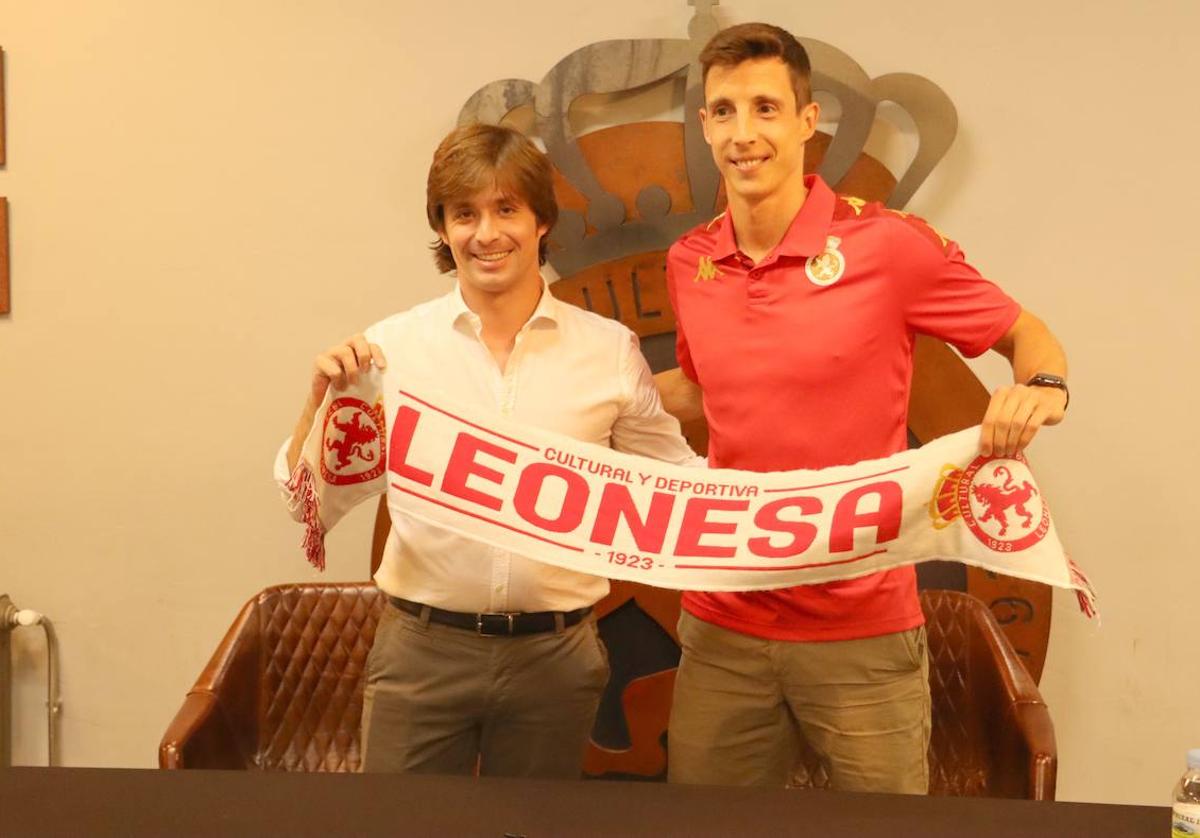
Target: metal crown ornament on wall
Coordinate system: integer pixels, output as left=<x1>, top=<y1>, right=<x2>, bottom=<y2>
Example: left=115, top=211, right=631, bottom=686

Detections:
left=370, top=0, right=1054, bottom=782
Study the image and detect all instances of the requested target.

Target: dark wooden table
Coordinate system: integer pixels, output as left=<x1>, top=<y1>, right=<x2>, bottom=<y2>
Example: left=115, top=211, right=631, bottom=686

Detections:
left=0, top=767, right=1170, bottom=837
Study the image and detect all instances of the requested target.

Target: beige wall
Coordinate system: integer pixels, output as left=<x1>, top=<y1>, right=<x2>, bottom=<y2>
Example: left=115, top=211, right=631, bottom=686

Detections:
left=1, top=0, right=1197, bottom=806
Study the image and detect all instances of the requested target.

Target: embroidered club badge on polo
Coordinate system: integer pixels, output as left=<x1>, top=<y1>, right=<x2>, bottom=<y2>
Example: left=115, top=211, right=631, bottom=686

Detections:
left=320, top=396, right=387, bottom=486
left=805, top=236, right=846, bottom=286
left=928, top=456, right=1051, bottom=553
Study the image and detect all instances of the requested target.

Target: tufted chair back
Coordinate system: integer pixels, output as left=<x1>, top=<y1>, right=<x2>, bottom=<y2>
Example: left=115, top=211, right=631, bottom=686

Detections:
left=161, top=585, right=1054, bottom=798
left=161, top=583, right=384, bottom=772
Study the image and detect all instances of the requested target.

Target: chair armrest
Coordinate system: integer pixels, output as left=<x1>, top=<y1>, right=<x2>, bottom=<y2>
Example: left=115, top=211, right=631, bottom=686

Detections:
left=158, top=596, right=264, bottom=769
left=1011, top=701, right=1057, bottom=800
left=967, top=603, right=1057, bottom=800
left=159, top=692, right=251, bottom=769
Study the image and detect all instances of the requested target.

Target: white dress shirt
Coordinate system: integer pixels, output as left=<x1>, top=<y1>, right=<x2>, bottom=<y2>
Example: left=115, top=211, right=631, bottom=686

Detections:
left=275, top=281, right=699, bottom=613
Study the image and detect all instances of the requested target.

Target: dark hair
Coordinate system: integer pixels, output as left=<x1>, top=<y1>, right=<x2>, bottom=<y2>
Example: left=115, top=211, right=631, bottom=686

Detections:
left=426, top=123, right=558, bottom=273
left=699, top=22, right=812, bottom=106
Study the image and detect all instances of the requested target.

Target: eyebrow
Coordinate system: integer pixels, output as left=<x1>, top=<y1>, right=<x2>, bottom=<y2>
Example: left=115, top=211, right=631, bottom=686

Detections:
left=447, top=193, right=525, bottom=213
left=707, top=93, right=785, bottom=110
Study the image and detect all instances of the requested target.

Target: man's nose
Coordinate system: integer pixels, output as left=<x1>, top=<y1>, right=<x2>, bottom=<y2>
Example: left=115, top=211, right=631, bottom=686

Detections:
left=475, top=212, right=500, bottom=243
left=733, top=110, right=755, bottom=144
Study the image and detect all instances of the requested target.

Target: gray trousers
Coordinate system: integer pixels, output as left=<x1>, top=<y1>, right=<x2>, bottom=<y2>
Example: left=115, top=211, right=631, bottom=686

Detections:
left=361, top=602, right=609, bottom=778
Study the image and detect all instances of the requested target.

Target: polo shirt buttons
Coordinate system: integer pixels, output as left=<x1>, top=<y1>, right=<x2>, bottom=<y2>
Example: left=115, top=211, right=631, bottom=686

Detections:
left=746, top=267, right=770, bottom=302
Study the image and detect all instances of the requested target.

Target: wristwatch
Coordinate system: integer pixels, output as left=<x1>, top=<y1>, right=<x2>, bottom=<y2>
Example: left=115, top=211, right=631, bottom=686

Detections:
left=1026, top=373, right=1069, bottom=410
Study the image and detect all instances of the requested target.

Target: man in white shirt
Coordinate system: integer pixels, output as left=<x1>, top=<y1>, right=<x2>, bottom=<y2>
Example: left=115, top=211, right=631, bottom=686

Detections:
left=275, top=123, right=698, bottom=778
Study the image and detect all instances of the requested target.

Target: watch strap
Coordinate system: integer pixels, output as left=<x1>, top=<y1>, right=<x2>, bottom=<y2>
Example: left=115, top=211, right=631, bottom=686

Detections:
left=1026, top=373, right=1069, bottom=410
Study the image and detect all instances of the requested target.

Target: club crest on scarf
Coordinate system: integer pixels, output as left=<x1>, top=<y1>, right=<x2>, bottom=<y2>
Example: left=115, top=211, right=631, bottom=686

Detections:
left=928, top=455, right=1050, bottom=552
left=320, top=396, right=387, bottom=486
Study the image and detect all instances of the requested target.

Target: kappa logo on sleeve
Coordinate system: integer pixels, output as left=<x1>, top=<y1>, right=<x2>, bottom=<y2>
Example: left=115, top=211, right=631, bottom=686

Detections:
left=888, top=208, right=952, bottom=251
left=320, top=396, right=387, bottom=485
left=928, top=456, right=1050, bottom=553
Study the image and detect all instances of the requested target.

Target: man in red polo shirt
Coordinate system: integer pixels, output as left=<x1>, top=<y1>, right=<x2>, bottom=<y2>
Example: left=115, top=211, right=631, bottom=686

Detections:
left=657, top=23, right=1069, bottom=792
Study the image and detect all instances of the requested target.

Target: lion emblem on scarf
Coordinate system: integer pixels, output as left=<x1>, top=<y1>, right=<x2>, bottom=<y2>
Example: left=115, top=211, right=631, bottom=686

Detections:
left=326, top=411, right=379, bottom=469
left=971, top=465, right=1038, bottom=536
left=319, top=396, right=387, bottom=485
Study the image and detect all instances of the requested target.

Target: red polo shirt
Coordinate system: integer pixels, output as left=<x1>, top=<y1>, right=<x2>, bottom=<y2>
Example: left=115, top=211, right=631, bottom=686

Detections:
left=666, top=175, right=1021, bottom=641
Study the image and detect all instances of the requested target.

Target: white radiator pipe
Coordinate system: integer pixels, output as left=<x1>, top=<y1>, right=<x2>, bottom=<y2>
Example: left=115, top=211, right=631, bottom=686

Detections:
left=1, top=598, right=61, bottom=766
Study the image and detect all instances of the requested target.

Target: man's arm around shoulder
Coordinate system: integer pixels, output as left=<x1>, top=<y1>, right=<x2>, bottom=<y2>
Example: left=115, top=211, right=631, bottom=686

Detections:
left=653, top=367, right=704, bottom=426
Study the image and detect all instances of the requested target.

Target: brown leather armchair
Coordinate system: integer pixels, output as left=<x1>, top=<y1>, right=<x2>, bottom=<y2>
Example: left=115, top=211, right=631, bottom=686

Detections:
left=160, top=584, right=1055, bottom=799
left=160, top=583, right=384, bottom=772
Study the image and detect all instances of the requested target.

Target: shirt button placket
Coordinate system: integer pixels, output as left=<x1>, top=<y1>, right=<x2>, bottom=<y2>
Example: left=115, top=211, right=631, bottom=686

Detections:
left=746, top=263, right=767, bottom=303
left=490, top=333, right=523, bottom=611
left=490, top=548, right=507, bottom=612
left=500, top=332, right=526, bottom=417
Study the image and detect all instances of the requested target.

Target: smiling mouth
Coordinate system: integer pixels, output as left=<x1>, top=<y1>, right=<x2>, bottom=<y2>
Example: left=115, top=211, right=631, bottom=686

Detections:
left=731, top=156, right=769, bottom=171
left=473, top=250, right=513, bottom=263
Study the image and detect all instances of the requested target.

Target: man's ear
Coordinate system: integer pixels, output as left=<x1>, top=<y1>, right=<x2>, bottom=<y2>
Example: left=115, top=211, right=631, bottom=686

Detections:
left=699, top=107, right=711, bottom=145
left=797, top=99, right=820, bottom=143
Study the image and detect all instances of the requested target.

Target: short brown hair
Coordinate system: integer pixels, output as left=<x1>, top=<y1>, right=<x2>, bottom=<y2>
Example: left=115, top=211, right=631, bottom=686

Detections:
left=699, top=23, right=812, bottom=106
left=425, top=123, right=559, bottom=273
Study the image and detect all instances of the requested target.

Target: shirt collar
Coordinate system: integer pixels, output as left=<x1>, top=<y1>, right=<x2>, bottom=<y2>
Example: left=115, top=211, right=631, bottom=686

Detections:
left=446, top=276, right=560, bottom=331
left=709, top=210, right=739, bottom=262
left=709, top=174, right=836, bottom=262
left=775, top=175, right=836, bottom=257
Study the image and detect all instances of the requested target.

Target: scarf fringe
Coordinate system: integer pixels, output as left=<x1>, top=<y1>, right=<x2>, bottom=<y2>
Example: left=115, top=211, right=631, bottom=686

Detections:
left=285, top=460, right=326, bottom=571
left=1067, top=556, right=1098, bottom=619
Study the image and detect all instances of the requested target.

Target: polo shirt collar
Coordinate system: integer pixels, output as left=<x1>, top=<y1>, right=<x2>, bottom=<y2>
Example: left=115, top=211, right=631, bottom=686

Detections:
left=775, top=175, right=836, bottom=258
left=708, top=210, right=739, bottom=262
left=709, top=175, right=836, bottom=262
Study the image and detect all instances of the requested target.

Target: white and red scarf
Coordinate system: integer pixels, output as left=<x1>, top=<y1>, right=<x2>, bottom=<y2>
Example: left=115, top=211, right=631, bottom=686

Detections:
left=287, top=371, right=1097, bottom=616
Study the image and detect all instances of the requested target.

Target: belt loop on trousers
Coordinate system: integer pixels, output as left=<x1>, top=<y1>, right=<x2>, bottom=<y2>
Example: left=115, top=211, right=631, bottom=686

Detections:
left=554, top=612, right=565, bottom=634
left=418, top=605, right=432, bottom=627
